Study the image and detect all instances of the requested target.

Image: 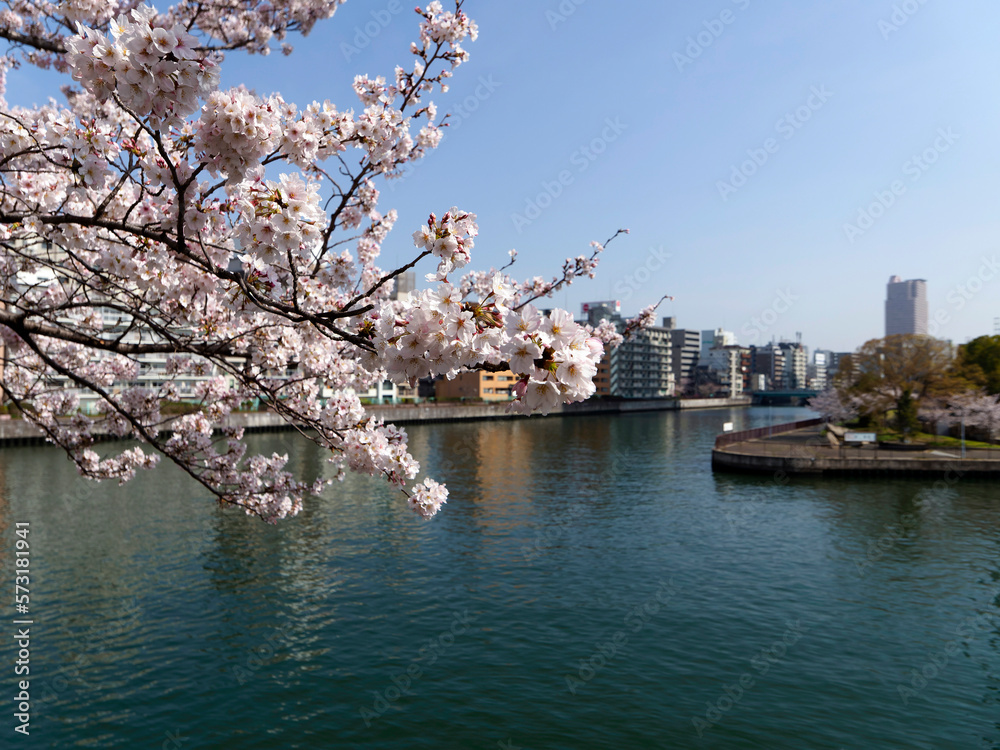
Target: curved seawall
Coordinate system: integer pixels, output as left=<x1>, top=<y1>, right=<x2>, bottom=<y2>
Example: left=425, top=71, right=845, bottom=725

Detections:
left=712, top=420, right=1000, bottom=477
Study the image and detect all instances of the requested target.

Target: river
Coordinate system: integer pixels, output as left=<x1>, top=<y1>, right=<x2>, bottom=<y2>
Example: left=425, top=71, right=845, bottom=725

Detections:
left=0, top=406, right=997, bottom=749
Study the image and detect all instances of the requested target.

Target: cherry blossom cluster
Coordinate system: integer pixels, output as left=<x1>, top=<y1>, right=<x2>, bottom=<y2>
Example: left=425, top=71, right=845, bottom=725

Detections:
left=196, top=88, right=282, bottom=183
left=233, top=173, right=325, bottom=276
left=807, top=388, right=862, bottom=424
left=77, top=445, right=161, bottom=483
left=504, top=307, right=605, bottom=415
left=590, top=319, right=624, bottom=348
left=57, top=0, right=120, bottom=27
left=2, top=1, right=347, bottom=76
left=415, top=1, right=478, bottom=72
left=412, top=207, right=478, bottom=279
left=355, top=208, right=397, bottom=293
left=279, top=99, right=355, bottom=167
left=160, top=0, right=347, bottom=56
left=372, top=221, right=610, bottom=416
left=354, top=102, right=413, bottom=174
left=162, top=412, right=314, bottom=521
left=335, top=419, right=419, bottom=488
left=925, top=392, right=1000, bottom=437
left=408, top=478, right=448, bottom=519
left=66, top=5, right=220, bottom=129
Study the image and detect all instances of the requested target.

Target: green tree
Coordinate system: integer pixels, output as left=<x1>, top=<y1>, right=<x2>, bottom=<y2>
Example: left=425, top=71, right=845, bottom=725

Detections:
left=895, top=388, right=920, bottom=437
left=957, top=335, right=1000, bottom=395
left=834, top=335, right=960, bottom=430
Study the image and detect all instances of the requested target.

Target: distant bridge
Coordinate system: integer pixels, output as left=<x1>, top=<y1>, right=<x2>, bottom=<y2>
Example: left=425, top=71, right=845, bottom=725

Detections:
left=751, top=390, right=819, bottom=406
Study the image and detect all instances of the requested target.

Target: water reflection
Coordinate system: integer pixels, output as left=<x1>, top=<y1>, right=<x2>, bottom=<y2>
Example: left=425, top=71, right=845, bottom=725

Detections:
left=0, top=409, right=998, bottom=749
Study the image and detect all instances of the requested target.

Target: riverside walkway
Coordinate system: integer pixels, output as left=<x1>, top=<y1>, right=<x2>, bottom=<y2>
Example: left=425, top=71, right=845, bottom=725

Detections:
left=712, top=419, right=1000, bottom=477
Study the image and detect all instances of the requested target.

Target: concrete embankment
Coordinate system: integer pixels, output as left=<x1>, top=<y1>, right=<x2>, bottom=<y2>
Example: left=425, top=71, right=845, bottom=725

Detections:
left=0, top=396, right=751, bottom=446
left=369, top=395, right=750, bottom=425
left=712, top=420, right=1000, bottom=478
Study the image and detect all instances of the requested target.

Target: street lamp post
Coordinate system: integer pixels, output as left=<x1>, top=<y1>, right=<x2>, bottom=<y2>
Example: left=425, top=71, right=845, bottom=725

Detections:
left=961, top=414, right=966, bottom=459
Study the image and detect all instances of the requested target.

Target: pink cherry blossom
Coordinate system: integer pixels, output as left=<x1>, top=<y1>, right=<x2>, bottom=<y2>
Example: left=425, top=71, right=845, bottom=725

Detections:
left=0, top=1, right=664, bottom=525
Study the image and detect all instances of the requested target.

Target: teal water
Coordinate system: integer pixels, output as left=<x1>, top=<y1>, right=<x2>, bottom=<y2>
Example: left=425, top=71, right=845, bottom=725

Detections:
left=0, top=406, right=998, bottom=749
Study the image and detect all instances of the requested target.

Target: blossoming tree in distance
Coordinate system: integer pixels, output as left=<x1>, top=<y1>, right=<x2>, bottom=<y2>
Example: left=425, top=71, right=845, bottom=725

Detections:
left=0, top=1, right=665, bottom=522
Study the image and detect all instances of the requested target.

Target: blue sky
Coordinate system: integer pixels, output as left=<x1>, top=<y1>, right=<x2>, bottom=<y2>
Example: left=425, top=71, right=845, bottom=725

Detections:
left=7, top=0, right=1000, bottom=353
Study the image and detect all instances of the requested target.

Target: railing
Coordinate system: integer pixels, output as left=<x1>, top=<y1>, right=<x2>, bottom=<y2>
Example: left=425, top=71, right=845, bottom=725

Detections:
left=714, top=418, right=824, bottom=449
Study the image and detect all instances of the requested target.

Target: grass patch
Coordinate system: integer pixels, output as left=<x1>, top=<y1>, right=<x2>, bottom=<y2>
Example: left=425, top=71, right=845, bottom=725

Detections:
left=877, top=430, right=999, bottom=450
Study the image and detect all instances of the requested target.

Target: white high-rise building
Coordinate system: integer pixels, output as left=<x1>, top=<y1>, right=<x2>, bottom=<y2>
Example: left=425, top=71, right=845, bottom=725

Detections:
left=610, top=323, right=674, bottom=398
left=885, top=276, right=928, bottom=336
left=809, top=350, right=830, bottom=390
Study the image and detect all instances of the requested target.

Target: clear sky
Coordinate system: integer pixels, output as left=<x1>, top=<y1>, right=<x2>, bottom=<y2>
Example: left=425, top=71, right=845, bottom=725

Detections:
left=7, top=0, right=1000, bottom=353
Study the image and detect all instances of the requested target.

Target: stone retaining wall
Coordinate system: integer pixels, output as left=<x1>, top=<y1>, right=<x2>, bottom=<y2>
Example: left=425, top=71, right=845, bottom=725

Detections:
left=711, top=447, right=1000, bottom=477
left=0, top=396, right=753, bottom=446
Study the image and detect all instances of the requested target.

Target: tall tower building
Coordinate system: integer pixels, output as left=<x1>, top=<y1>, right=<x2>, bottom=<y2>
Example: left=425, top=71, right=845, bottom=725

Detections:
left=885, top=276, right=928, bottom=336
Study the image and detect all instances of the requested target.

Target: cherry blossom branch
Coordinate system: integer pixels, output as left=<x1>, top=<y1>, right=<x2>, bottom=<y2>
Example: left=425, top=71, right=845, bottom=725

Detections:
left=0, top=1, right=622, bottom=525
left=0, top=28, right=67, bottom=55
left=514, top=229, right=629, bottom=310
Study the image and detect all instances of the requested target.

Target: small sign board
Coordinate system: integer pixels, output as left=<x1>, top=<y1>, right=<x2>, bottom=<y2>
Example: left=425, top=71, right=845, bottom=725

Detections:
left=723, top=422, right=734, bottom=432
left=845, top=432, right=877, bottom=443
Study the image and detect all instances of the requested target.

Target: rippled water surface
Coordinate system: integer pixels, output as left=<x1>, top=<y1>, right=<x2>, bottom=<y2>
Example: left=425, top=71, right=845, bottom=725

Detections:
left=1, top=406, right=998, bottom=749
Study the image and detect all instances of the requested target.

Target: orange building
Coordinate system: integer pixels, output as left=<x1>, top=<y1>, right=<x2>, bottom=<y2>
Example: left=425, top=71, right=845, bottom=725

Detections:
left=435, top=369, right=516, bottom=401
left=593, top=345, right=612, bottom=396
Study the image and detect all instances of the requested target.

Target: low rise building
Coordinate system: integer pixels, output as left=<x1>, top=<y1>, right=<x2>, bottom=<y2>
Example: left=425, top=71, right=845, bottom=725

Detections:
left=435, top=369, right=516, bottom=401
left=700, top=345, right=749, bottom=397
left=593, top=345, right=612, bottom=396
left=701, top=328, right=736, bottom=360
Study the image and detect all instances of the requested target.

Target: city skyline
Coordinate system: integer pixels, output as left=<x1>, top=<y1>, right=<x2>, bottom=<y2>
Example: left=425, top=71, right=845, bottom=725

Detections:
left=579, top=264, right=989, bottom=357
